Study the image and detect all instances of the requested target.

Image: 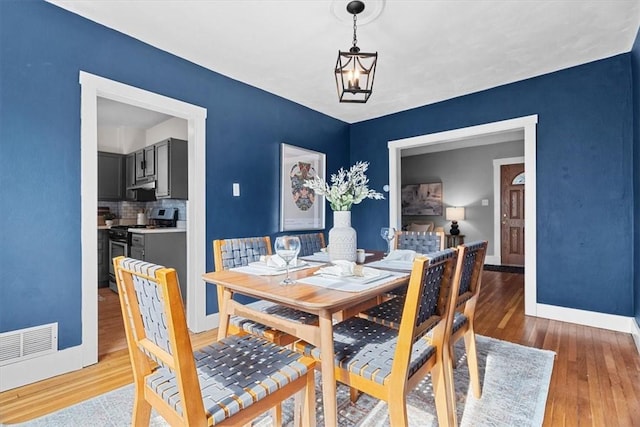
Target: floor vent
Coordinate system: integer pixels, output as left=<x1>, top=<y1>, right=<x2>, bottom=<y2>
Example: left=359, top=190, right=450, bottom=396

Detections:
left=0, top=323, right=58, bottom=366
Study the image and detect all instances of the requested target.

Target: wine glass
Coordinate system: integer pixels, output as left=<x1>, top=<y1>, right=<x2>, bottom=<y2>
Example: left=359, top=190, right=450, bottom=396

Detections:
left=274, top=236, right=301, bottom=285
left=380, top=227, right=396, bottom=255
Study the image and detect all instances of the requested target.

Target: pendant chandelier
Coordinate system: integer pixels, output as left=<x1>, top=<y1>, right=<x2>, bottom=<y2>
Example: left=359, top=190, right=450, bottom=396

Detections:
left=334, top=1, right=378, bottom=103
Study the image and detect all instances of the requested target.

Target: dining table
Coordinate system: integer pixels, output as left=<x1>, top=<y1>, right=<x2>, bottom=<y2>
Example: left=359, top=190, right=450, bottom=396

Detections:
left=201, top=251, right=411, bottom=427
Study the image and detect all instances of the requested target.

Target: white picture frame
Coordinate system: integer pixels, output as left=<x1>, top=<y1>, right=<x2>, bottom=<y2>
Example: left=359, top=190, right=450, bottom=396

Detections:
left=280, top=143, right=326, bottom=231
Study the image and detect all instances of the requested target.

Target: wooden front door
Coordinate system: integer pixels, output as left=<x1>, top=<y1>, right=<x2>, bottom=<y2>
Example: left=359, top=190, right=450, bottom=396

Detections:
left=501, top=163, right=525, bottom=266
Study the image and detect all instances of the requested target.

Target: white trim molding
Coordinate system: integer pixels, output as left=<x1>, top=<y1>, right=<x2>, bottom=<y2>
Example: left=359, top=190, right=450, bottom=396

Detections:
left=388, top=114, right=538, bottom=316
left=537, top=304, right=639, bottom=335
left=1, top=346, right=83, bottom=392
left=79, top=72, right=208, bottom=373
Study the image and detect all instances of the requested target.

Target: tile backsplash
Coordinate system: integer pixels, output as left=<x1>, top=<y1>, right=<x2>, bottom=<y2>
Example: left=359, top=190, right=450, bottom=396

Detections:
left=98, top=199, right=187, bottom=221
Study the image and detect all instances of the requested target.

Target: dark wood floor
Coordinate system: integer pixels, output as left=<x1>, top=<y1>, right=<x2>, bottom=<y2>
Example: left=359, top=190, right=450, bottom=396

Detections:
left=1, top=271, right=639, bottom=425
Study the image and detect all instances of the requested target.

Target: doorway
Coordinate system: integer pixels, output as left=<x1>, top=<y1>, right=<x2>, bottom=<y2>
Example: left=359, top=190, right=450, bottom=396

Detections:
left=388, top=115, right=538, bottom=316
left=80, top=72, right=208, bottom=368
left=500, top=163, right=525, bottom=266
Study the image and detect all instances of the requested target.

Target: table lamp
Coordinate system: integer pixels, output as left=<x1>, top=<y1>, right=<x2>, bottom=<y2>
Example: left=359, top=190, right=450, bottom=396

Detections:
left=446, top=207, right=465, bottom=235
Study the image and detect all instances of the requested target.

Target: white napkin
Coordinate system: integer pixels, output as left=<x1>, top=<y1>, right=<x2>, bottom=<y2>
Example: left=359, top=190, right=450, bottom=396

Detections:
left=259, top=255, right=305, bottom=268
left=315, top=260, right=381, bottom=278
left=383, top=249, right=417, bottom=262
left=259, top=255, right=287, bottom=268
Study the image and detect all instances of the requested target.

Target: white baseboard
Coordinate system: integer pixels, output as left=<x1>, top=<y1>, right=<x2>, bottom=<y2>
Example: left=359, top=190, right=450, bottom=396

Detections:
left=484, top=254, right=499, bottom=265
left=537, top=303, right=636, bottom=334
left=632, top=319, right=640, bottom=356
left=0, top=345, right=84, bottom=392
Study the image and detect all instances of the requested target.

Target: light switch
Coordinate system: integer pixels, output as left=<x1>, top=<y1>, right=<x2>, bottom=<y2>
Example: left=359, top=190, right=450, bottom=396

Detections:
left=232, top=183, right=240, bottom=197
left=482, top=199, right=489, bottom=206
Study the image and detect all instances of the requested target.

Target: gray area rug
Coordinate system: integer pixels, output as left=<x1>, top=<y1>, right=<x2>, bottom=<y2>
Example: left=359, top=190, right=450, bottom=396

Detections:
left=8, top=335, right=554, bottom=427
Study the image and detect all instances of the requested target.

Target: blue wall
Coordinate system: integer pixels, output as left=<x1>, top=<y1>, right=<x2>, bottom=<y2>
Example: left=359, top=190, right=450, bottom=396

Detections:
left=633, top=29, right=640, bottom=327
left=0, top=0, right=349, bottom=350
left=350, top=55, right=634, bottom=316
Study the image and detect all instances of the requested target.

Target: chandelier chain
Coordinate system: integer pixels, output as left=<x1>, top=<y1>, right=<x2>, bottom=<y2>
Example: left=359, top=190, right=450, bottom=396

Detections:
left=352, top=14, right=358, bottom=48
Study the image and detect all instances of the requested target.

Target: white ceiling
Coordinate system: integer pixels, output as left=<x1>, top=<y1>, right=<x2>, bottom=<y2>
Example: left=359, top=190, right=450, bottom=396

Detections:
left=49, top=0, right=640, bottom=124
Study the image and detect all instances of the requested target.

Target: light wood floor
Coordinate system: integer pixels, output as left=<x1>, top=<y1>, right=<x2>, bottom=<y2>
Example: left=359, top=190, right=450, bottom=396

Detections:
left=1, top=272, right=640, bottom=425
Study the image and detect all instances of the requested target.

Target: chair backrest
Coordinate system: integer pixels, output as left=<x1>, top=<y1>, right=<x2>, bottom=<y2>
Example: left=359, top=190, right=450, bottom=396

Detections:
left=456, top=240, right=488, bottom=304
left=213, top=236, right=272, bottom=271
left=294, top=232, right=326, bottom=257
left=395, top=230, right=445, bottom=254
left=114, top=256, right=206, bottom=425
left=390, top=248, right=460, bottom=385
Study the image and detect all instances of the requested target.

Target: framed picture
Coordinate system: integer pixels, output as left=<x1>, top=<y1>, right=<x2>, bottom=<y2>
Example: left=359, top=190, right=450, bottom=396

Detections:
left=280, top=143, right=326, bottom=231
left=401, top=183, right=443, bottom=216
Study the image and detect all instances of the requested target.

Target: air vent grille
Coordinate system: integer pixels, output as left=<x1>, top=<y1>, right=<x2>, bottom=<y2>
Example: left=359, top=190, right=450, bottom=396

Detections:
left=0, top=323, right=58, bottom=366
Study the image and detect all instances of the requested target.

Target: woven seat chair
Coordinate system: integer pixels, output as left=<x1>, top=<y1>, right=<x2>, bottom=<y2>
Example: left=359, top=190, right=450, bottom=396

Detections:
left=293, top=232, right=326, bottom=257
left=386, top=230, right=445, bottom=297
left=213, top=237, right=319, bottom=346
left=360, top=241, right=488, bottom=398
left=113, top=257, right=316, bottom=427
left=297, top=249, right=461, bottom=427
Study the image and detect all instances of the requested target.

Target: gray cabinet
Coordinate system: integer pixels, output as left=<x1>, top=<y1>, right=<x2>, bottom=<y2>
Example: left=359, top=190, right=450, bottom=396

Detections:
left=155, top=138, right=188, bottom=199
left=135, top=146, right=155, bottom=183
left=97, top=229, right=109, bottom=286
left=129, top=232, right=187, bottom=301
left=98, top=151, right=124, bottom=201
left=124, top=153, right=136, bottom=201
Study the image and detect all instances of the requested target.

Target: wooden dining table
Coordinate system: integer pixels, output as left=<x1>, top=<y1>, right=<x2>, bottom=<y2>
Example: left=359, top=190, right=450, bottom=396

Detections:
left=201, top=254, right=410, bottom=427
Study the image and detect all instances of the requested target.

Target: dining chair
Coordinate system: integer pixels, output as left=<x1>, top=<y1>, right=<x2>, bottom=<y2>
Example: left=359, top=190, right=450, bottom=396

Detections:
left=293, top=232, right=326, bottom=257
left=213, top=237, right=319, bottom=346
left=113, top=256, right=316, bottom=427
left=360, top=241, right=488, bottom=398
left=296, top=249, right=461, bottom=427
left=395, top=230, right=445, bottom=252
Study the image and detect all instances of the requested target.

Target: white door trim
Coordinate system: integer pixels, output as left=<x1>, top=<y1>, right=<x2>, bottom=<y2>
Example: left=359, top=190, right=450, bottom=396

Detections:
left=388, top=115, right=538, bottom=316
left=79, top=71, right=208, bottom=368
left=492, top=156, right=525, bottom=266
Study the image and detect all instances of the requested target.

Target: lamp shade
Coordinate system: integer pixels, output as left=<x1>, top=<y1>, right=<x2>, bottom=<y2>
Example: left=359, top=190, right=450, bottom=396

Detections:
left=446, top=207, right=465, bottom=221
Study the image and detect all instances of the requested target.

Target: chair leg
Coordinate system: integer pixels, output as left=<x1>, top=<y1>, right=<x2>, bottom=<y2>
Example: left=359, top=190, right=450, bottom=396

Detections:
left=450, top=341, right=458, bottom=368
left=349, top=387, right=360, bottom=403
left=131, top=387, right=152, bottom=427
left=431, top=360, right=457, bottom=427
left=271, top=405, right=282, bottom=426
left=464, top=330, right=481, bottom=399
left=387, top=392, right=408, bottom=427
left=302, top=371, right=317, bottom=427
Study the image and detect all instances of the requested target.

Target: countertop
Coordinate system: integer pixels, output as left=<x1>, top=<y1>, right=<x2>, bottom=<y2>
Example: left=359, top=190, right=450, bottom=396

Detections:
left=128, top=227, right=186, bottom=234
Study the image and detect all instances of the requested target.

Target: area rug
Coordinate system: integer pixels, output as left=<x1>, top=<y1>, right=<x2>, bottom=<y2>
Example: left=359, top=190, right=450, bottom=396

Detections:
left=8, top=335, right=554, bottom=427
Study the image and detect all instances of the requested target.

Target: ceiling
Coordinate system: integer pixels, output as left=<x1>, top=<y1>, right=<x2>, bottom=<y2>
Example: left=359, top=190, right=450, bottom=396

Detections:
left=49, top=0, right=640, bottom=124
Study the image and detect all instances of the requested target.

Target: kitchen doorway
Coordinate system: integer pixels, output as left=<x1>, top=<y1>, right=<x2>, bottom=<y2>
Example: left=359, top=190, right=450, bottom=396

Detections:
left=80, top=72, right=207, bottom=368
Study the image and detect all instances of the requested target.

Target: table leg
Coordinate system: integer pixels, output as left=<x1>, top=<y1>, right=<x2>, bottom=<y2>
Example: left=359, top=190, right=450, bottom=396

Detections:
left=217, top=287, right=231, bottom=341
left=319, top=310, right=337, bottom=427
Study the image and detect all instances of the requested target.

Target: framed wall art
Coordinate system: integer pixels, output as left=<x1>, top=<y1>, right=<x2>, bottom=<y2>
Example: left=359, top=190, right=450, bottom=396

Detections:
left=280, top=143, right=326, bottom=231
left=401, top=182, right=443, bottom=216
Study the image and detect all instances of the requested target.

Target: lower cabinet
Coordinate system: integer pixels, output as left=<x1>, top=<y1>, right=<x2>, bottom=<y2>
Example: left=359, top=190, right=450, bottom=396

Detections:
left=129, top=232, right=187, bottom=301
left=97, top=229, right=109, bottom=286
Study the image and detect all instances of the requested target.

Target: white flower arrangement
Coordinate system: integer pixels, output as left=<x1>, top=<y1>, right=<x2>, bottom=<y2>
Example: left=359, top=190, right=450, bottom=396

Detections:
left=304, top=161, right=384, bottom=211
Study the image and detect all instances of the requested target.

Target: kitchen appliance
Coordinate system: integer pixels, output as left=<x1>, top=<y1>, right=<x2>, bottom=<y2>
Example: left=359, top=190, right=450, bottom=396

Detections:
left=107, top=207, right=179, bottom=292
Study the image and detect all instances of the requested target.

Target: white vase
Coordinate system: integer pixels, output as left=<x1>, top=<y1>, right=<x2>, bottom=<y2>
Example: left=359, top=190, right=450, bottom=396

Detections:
left=329, top=211, right=357, bottom=262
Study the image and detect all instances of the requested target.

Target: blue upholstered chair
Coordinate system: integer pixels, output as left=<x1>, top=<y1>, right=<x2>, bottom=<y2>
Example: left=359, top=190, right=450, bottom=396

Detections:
left=113, top=256, right=316, bottom=427
left=296, top=250, right=461, bottom=427
left=360, top=241, right=488, bottom=398
left=213, top=237, right=319, bottom=346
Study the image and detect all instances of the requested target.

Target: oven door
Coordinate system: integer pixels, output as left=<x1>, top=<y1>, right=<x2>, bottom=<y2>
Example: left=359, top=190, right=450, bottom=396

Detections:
left=108, top=239, right=128, bottom=293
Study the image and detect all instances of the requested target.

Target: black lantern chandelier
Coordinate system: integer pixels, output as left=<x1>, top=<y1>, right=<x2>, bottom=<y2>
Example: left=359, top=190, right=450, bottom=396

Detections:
left=334, top=1, right=378, bottom=103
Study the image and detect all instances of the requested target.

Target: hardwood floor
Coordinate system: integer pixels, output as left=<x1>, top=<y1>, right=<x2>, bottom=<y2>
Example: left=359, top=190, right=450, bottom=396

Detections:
left=1, top=272, right=639, bottom=425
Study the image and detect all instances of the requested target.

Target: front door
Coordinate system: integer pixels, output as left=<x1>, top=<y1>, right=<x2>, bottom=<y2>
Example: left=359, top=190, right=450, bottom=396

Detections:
left=500, top=163, right=525, bottom=266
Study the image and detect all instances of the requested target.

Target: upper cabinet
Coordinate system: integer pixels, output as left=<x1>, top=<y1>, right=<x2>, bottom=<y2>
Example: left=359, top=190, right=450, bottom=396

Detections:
left=155, top=138, right=188, bottom=199
left=135, top=145, right=155, bottom=183
left=98, top=152, right=124, bottom=201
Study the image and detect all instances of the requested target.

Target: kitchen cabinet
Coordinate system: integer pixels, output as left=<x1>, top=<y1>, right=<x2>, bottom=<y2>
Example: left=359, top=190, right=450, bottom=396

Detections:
left=155, top=138, right=188, bottom=199
left=98, top=151, right=124, bottom=201
left=129, top=231, right=187, bottom=301
left=135, top=145, right=155, bottom=182
left=124, top=153, right=136, bottom=201
left=97, top=229, right=109, bottom=286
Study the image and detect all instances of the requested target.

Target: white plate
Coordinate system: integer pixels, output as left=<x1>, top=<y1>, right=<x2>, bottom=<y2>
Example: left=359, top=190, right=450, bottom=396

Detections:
left=248, top=260, right=307, bottom=271
left=317, top=271, right=392, bottom=284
